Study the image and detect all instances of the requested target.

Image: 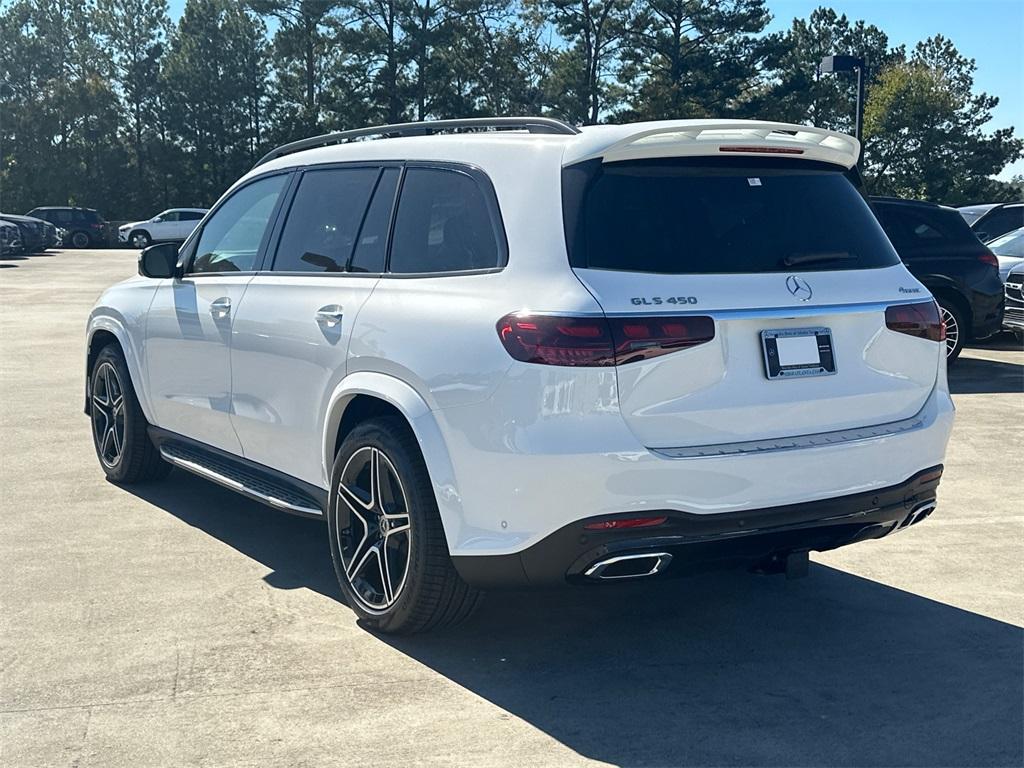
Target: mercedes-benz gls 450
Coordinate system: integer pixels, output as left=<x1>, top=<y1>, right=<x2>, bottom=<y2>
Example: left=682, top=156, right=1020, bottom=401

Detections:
left=86, top=118, right=954, bottom=633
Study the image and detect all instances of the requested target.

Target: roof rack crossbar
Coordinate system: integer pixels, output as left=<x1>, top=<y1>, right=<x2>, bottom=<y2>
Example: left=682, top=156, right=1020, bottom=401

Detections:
left=254, top=117, right=579, bottom=167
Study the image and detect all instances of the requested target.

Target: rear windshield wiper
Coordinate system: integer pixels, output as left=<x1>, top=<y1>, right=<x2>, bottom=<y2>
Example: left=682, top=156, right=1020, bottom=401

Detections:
left=781, top=251, right=857, bottom=267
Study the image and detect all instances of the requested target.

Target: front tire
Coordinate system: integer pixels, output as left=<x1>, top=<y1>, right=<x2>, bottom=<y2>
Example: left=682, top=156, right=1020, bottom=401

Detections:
left=89, top=345, right=170, bottom=483
left=327, top=417, right=482, bottom=634
left=936, top=298, right=966, bottom=364
left=130, top=230, right=151, bottom=249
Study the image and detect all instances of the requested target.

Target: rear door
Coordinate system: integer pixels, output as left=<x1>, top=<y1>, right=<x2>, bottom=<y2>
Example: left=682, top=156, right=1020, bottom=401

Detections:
left=229, top=165, right=398, bottom=486
left=564, top=157, right=942, bottom=449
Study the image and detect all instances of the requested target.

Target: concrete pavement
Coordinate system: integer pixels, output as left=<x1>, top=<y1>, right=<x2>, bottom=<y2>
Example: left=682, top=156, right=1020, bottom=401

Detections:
left=1, top=248, right=1021, bottom=767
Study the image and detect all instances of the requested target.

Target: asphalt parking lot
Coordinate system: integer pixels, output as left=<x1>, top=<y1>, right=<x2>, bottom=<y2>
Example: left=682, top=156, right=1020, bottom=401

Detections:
left=1, top=248, right=1022, bottom=767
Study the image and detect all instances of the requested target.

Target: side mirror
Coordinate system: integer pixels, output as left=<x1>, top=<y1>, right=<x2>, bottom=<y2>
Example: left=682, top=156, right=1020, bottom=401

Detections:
left=139, top=242, right=180, bottom=278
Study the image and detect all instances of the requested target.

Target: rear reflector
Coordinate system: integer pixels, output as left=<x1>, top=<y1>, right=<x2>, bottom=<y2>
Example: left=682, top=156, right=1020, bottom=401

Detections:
left=885, top=300, right=945, bottom=343
left=496, top=314, right=715, bottom=366
left=584, top=516, right=668, bottom=531
left=719, top=145, right=805, bottom=155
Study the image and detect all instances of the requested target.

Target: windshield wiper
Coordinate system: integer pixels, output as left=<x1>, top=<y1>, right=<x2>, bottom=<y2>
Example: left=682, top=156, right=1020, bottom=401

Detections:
left=781, top=251, right=857, bottom=267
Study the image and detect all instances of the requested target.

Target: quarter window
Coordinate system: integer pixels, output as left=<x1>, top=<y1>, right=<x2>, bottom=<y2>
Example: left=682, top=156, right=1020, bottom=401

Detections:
left=389, top=168, right=501, bottom=274
left=190, top=174, right=287, bottom=274
left=272, top=168, right=379, bottom=273
left=350, top=168, right=400, bottom=273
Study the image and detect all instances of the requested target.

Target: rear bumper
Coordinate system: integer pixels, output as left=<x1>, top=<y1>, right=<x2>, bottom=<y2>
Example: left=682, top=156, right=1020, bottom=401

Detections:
left=453, top=466, right=943, bottom=587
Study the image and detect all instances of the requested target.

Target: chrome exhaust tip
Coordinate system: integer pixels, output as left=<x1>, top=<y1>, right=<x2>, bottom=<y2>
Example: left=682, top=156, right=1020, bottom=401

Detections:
left=584, top=552, right=673, bottom=580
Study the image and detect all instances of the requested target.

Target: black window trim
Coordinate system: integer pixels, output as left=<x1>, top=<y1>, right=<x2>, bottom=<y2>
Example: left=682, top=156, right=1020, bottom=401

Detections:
left=179, top=168, right=297, bottom=277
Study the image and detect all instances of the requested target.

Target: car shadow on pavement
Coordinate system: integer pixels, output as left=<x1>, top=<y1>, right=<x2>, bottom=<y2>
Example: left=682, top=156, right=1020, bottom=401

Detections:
left=948, top=354, right=1023, bottom=394
left=126, top=470, right=1023, bottom=767
left=124, top=469, right=342, bottom=600
left=384, top=569, right=1023, bottom=767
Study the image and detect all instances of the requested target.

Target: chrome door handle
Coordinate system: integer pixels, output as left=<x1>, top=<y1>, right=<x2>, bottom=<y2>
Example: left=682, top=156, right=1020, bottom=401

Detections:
left=315, top=305, right=344, bottom=328
left=210, top=297, right=231, bottom=319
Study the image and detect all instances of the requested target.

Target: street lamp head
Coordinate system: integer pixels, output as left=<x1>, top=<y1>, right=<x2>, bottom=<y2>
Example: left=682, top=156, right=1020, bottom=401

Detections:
left=819, top=55, right=865, bottom=74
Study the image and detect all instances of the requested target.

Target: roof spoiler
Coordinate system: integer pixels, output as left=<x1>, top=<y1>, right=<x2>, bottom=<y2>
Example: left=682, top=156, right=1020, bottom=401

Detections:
left=572, top=121, right=860, bottom=169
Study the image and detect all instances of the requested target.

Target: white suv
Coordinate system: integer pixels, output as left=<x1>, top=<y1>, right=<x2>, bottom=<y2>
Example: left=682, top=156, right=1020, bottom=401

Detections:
left=118, top=208, right=208, bottom=248
left=86, top=118, right=954, bottom=633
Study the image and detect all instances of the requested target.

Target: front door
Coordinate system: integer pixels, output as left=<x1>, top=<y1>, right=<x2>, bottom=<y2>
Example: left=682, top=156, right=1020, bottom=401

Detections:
left=145, top=173, right=290, bottom=454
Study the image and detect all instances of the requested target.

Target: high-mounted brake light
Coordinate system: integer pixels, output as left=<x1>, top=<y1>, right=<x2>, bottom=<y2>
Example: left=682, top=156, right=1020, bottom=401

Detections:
left=718, top=145, right=805, bottom=155
left=496, top=314, right=715, bottom=366
left=885, top=300, right=945, bottom=343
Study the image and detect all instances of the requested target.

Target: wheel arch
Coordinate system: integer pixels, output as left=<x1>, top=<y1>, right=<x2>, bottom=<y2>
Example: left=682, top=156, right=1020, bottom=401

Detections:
left=322, top=372, right=466, bottom=551
left=927, top=285, right=972, bottom=340
left=85, top=317, right=153, bottom=421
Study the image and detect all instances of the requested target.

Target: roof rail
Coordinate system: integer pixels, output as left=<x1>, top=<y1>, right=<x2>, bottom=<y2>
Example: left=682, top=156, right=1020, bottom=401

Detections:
left=254, top=117, right=580, bottom=168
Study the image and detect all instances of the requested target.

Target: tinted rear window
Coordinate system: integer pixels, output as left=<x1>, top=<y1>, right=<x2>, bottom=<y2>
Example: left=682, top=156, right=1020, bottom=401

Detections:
left=564, top=158, right=900, bottom=273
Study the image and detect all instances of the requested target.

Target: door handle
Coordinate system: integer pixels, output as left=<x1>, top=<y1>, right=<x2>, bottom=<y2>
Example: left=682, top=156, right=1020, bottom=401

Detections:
left=210, top=297, right=231, bottom=319
left=315, top=305, right=344, bottom=328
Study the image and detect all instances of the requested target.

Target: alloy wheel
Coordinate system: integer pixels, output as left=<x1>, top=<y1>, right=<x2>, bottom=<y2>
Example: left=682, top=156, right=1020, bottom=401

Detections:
left=131, top=233, right=149, bottom=249
left=91, top=362, right=125, bottom=468
left=939, top=305, right=959, bottom=358
left=335, top=446, right=412, bottom=612
left=71, top=231, right=89, bottom=248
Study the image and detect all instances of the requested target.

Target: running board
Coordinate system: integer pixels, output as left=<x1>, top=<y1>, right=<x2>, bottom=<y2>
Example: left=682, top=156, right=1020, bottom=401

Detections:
left=158, top=440, right=324, bottom=518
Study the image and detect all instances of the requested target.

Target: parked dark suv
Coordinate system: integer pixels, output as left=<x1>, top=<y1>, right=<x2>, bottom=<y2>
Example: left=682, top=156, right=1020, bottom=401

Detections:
left=871, top=197, right=1003, bottom=362
left=26, top=206, right=108, bottom=248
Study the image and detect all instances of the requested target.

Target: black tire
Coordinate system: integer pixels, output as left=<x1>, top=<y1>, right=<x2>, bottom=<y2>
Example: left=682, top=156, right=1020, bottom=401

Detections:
left=936, top=297, right=966, bottom=364
left=89, top=344, right=171, bottom=484
left=70, top=231, right=91, bottom=248
left=327, top=416, right=482, bottom=634
left=129, top=230, right=151, bottom=249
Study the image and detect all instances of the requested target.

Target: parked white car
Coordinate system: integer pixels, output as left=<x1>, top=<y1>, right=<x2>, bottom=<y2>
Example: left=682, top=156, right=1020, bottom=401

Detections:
left=118, top=208, right=207, bottom=248
left=85, top=118, right=954, bottom=633
left=988, top=227, right=1024, bottom=282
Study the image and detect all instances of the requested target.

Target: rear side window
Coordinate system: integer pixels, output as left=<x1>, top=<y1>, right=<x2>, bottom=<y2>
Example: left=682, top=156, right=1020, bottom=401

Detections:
left=975, top=206, right=1024, bottom=242
left=564, top=158, right=900, bottom=273
left=389, top=167, right=503, bottom=274
left=191, top=174, right=287, bottom=274
left=179, top=211, right=204, bottom=221
left=273, top=167, right=378, bottom=273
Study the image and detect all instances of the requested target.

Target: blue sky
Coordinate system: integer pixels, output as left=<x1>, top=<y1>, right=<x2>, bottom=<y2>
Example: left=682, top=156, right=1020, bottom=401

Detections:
left=168, top=0, right=1023, bottom=178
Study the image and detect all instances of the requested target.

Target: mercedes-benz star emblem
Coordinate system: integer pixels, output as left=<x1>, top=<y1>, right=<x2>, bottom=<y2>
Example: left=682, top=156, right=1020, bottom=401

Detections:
left=786, top=275, right=813, bottom=302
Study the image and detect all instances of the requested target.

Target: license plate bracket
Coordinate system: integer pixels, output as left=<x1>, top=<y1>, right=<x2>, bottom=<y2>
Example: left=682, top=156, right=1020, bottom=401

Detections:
left=761, top=327, right=836, bottom=380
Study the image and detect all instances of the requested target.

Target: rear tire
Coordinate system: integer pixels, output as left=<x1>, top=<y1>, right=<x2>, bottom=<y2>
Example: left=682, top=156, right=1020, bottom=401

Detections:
left=327, top=416, right=482, bottom=634
left=936, top=298, right=965, bottom=364
left=71, top=231, right=90, bottom=248
left=89, top=345, right=171, bottom=483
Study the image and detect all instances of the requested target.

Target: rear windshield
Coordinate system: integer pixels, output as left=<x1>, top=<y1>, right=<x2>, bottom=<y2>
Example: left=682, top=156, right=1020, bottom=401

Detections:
left=563, top=158, right=900, bottom=274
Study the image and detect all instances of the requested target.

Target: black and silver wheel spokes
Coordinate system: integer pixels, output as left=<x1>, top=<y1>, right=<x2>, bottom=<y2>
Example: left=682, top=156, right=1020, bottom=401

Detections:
left=939, top=305, right=959, bottom=358
left=92, top=362, right=125, bottom=467
left=336, top=447, right=412, bottom=611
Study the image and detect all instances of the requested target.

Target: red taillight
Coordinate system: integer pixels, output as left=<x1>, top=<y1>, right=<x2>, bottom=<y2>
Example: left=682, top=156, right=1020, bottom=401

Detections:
left=496, top=314, right=715, bottom=366
left=885, top=301, right=945, bottom=343
left=583, top=516, right=668, bottom=531
left=977, top=250, right=998, bottom=268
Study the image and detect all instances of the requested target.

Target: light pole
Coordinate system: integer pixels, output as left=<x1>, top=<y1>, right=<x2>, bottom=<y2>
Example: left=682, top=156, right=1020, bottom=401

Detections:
left=819, top=55, right=866, bottom=164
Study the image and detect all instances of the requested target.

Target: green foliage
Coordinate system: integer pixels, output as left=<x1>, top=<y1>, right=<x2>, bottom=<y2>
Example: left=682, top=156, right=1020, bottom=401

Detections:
left=0, top=0, right=1020, bottom=219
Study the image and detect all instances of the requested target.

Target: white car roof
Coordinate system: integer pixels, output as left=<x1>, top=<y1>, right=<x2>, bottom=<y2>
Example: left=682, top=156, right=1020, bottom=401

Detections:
left=249, top=118, right=860, bottom=183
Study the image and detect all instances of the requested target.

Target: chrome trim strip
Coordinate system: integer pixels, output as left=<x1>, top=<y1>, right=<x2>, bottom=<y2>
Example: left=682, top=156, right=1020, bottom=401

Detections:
left=159, top=448, right=323, bottom=516
left=584, top=552, right=673, bottom=580
left=650, top=410, right=929, bottom=459
left=519, top=299, right=925, bottom=321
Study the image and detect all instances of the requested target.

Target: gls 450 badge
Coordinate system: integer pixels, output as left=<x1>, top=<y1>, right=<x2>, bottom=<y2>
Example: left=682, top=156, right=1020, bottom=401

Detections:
left=630, top=296, right=698, bottom=306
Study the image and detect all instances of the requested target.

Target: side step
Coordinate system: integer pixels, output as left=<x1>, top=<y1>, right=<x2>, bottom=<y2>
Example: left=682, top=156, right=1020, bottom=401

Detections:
left=158, top=440, right=324, bottom=518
